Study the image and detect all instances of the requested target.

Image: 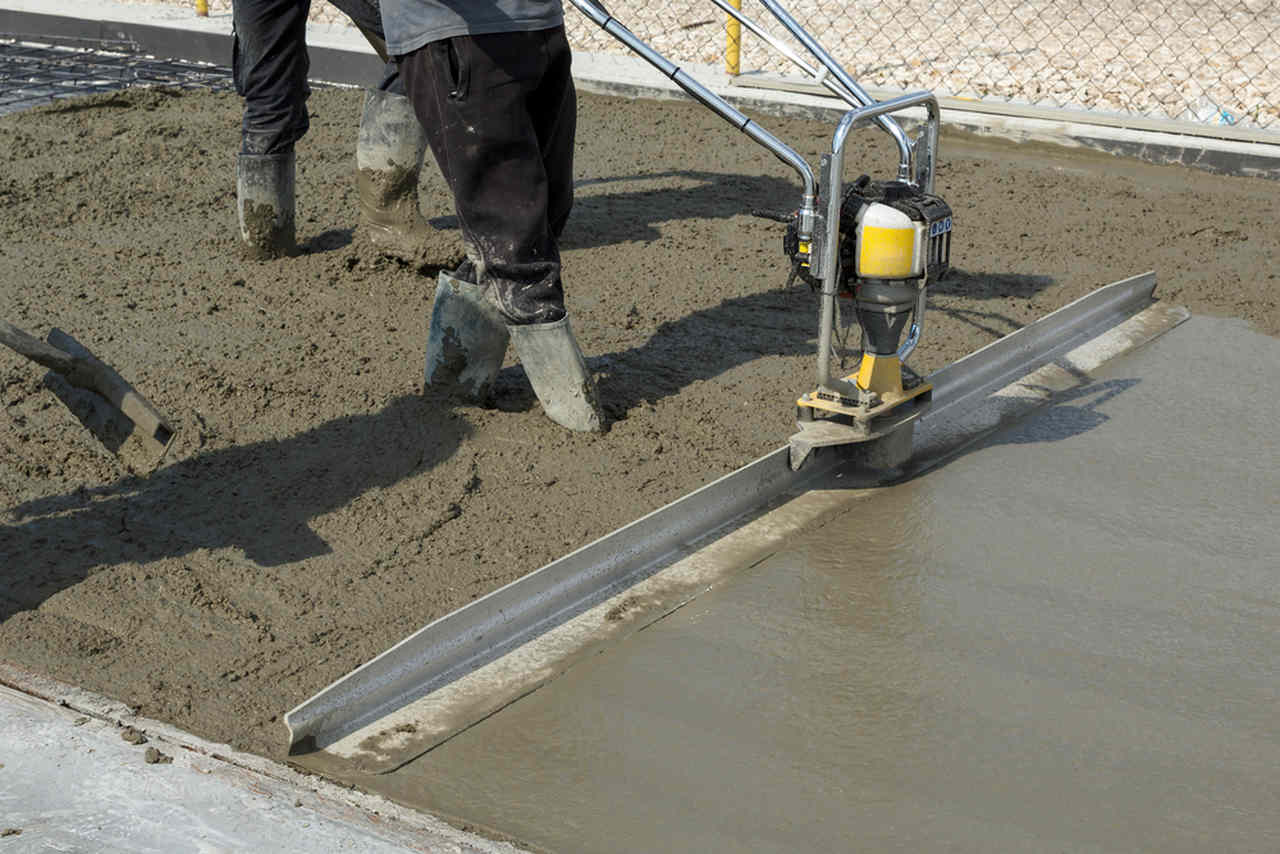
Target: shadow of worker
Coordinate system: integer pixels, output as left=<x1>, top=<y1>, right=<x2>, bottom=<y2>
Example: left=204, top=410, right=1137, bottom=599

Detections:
left=0, top=393, right=471, bottom=623
left=986, top=376, right=1140, bottom=446
left=576, top=285, right=822, bottom=419
left=898, top=374, right=1144, bottom=486
left=562, top=170, right=804, bottom=250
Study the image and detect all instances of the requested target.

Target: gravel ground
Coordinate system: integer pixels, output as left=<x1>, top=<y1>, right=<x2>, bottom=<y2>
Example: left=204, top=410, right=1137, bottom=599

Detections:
left=116, top=0, right=1280, bottom=128
left=0, top=85, right=1277, bottom=764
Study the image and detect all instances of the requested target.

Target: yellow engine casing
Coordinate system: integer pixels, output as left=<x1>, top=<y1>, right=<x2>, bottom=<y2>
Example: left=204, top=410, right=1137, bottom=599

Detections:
left=855, top=202, right=924, bottom=280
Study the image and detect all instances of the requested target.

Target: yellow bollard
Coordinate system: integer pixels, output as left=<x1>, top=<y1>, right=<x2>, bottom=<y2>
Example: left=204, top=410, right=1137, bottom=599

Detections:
left=725, top=0, right=741, bottom=76
left=195, top=0, right=208, bottom=16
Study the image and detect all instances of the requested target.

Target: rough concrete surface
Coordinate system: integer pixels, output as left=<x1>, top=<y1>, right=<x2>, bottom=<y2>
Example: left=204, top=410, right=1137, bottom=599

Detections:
left=0, top=86, right=1277, bottom=764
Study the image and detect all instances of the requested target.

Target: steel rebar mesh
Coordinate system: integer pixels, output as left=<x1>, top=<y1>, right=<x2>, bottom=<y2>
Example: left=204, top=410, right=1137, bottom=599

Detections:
left=138, top=0, right=1280, bottom=130
left=0, top=36, right=233, bottom=115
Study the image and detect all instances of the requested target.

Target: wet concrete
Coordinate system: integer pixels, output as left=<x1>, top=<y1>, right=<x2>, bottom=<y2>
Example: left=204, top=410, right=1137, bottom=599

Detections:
left=4, top=84, right=1279, bottom=762
left=368, top=314, right=1280, bottom=852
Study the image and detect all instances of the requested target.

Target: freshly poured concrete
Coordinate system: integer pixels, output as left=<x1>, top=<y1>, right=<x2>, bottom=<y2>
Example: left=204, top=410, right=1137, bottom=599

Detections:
left=364, top=314, right=1280, bottom=852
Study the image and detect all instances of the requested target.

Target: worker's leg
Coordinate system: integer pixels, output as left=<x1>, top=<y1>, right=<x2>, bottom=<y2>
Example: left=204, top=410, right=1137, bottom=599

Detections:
left=232, top=0, right=310, bottom=258
left=232, top=0, right=311, bottom=156
left=322, top=0, right=439, bottom=259
left=400, top=29, right=566, bottom=325
left=530, top=26, right=577, bottom=242
left=401, top=29, right=602, bottom=431
left=354, top=80, right=435, bottom=259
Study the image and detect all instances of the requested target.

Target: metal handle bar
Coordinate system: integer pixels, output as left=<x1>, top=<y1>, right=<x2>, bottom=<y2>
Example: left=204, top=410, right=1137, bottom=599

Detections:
left=831, top=90, right=940, bottom=193
left=816, top=91, right=941, bottom=395
left=567, top=0, right=819, bottom=240
left=731, top=0, right=915, bottom=180
left=708, top=0, right=871, bottom=115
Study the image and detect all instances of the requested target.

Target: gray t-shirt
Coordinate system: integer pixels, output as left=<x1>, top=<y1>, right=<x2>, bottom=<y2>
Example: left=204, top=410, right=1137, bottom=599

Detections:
left=381, top=0, right=565, bottom=56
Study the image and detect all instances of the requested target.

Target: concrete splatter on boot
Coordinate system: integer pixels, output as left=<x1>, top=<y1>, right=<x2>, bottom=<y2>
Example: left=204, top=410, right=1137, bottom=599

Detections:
left=357, top=89, right=451, bottom=263
left=507, top=316, right=604, bottom=433
left=424, top=270, right=511, bottom=403
left=237, top=151, right=296, bottom=260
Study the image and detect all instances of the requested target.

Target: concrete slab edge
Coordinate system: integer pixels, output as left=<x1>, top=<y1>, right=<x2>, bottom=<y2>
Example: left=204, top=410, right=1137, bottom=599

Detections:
left=570, top=57, right=1280, bottom=181
left=3, top=0, right=1277, bottom=178
left=0, top=661, right=525, bottom=853
left=0, top=0, right=385, bottom=89
left=731, top=70, right=1280, bottom=146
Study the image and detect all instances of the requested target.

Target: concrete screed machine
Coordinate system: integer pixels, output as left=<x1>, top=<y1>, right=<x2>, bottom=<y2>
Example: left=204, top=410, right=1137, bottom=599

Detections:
left=569, top=0, right=954, bottom=470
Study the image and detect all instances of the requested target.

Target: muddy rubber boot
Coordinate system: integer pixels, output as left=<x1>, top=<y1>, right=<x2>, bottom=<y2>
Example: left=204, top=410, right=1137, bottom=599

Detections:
left=508, top=316, right=604, bottom=433
left=424, top=271, right=511, bottom=402
left=356, top=88, right=433, bottom=260
left=236, top=151, right=296, bottom=260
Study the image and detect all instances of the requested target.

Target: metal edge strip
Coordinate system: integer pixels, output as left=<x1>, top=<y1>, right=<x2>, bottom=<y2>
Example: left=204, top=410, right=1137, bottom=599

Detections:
left=285, top=444, right=832, bottom=751
left=285, top=271, right=1163, bottom=752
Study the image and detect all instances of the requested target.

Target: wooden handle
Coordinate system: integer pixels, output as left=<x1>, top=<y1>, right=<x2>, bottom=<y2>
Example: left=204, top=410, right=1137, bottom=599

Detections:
left=47, top=329, right=176, bottom=450
left=0, top=319, right=74, bottom=374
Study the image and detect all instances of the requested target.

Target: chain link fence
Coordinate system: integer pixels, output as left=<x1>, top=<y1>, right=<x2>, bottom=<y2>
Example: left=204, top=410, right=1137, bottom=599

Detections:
left=194, top=0, right=1277, bottom=130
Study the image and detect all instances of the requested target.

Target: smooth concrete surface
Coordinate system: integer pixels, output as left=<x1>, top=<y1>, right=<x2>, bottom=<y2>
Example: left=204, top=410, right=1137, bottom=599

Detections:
left=0, top=679, right=519, bottom=852
left=364, top=315, right=1280, bottom=853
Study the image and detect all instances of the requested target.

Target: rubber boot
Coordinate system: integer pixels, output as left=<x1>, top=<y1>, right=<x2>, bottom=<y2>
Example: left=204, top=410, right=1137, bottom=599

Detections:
left=424, top=271, right=511, bottom=403
left=237, top=151, right=296, bottom=260
left=508, top=316, right=604, bottom=433
left=356, top=88, right=434, bottom=260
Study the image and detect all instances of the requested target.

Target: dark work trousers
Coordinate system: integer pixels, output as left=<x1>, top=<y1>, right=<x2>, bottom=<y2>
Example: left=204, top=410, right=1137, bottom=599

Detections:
left=232, top=0, right=403, bottom=155
left=398, top=27, right=576, bottom=324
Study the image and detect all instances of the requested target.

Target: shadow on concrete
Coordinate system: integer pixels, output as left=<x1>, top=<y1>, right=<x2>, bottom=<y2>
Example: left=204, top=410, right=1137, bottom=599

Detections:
left=894, top=372, right=1144, bottom=488
left=301, top=227, right=354, bottom=254
left=482, top=282, right=822, bottom=421
left=366, top=169, right=794, bottom=258
left=927, top=270, right=1060, bottom=339
left=563, top=170, right=802, bottom=250
left=540, top=266, right=1064, bottom=421
left=488, top=266, right=1069, bottom=424
left=416, top=170, right=799, bottom=254
left=0, top=393, right=470, bottom=623
left=986, top=376, right=1140, bottom=446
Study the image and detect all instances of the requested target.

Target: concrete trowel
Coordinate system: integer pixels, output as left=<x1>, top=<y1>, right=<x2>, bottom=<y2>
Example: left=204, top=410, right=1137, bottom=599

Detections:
left=0, top=319, right=177, bottom=470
